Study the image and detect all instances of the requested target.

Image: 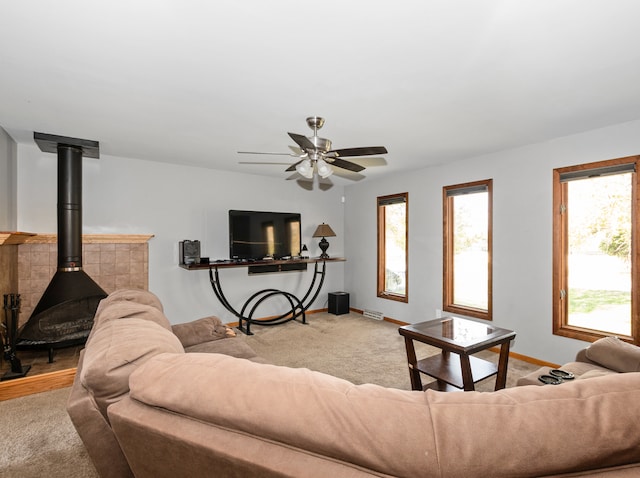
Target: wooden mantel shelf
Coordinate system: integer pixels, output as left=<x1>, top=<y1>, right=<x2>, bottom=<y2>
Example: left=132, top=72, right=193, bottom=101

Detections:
left=0, top=232, right=154, bottom=246
left=0, top=231, right=37, bottom=245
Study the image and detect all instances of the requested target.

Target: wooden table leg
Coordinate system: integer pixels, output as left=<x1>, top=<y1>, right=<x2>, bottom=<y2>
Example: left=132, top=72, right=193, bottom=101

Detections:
left=459, top=353, right=475, bottom=391
left=403, top=337, right=423, bottom=391
left=435, top=350, right=452, bottom=390
left=494, top=340, right=512, bottom=390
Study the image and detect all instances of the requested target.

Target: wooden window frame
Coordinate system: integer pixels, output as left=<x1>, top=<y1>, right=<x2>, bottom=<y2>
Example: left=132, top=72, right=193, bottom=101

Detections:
left=377, top=192, right=409, bottom=302
left=553, top=155, right=640, bottom=344
left=443, top=179, right=493, bottom=321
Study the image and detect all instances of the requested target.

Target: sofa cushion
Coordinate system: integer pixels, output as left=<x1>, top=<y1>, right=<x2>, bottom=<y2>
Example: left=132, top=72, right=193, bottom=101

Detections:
left=127, top=354, right=640, bottom=478
left=80, top=318, right=184, bottom=420
left=424, top=373, right=640, bottom=477
left=128, top=352, right=434, bottom=477
left=131, top=354, right=640, bottom=477
left=92, top=300, right=172, bottom=335
left=95, top=288, right=164, bottom=316
left=580, top=368, right=616, bottom=380
left=516, top=361, right=615, bottom=386
left=172, top=316, right=230, bottom=347
left=184, top=336, right=267, bottom=362
left=585, top=336, right=640, bottom=372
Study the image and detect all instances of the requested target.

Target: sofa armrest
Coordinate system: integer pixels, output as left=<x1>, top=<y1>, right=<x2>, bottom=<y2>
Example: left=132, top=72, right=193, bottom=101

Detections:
left=171, top=316, right=234, bottom=348
left=67, top=350, right=135, bottom=478
left=584, top=336, right=640, bottom=372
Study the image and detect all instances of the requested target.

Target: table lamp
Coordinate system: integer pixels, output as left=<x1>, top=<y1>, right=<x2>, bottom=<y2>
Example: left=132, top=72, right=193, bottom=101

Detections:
left=312, top=223, right=336, bottom=259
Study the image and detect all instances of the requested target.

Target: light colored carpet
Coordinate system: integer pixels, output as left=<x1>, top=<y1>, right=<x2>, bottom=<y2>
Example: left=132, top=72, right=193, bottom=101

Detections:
left=0, top=387, right=98, bottom=478
left=0, top=312, right=539, bottom=477
left=240, top=311, right=538, bottom=391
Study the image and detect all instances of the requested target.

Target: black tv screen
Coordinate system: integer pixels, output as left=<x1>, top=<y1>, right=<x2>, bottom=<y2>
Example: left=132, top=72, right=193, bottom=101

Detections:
left=229, top=210, right=302, bottom=260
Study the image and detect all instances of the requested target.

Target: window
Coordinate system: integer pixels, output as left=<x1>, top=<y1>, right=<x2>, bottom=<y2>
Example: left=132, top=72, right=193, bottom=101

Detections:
left=553, top=156, right=640, bottom=344
left=443, top=179, right=492, bottom=320
left=377, top=193, right=408, bottom=302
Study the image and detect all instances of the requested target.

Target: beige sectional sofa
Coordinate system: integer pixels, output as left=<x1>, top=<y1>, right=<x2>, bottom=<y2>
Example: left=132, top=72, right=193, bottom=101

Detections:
left=69, top=289, right=640, bottom=478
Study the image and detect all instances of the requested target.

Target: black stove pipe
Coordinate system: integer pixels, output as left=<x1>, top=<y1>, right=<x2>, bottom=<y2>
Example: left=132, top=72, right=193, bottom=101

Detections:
left=57, top=144, right=83, bottom=270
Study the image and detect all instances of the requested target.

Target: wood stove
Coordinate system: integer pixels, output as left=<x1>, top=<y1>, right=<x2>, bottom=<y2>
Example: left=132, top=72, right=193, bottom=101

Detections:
left=17, top=133, right=107, bottom=361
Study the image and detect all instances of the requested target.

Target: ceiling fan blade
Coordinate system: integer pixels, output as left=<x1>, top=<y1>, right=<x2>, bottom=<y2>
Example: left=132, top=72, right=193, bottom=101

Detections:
left=330, top=157, right=366, bottom=173
left=329, top=146, right=388, bottom=157
left=285, top=159, right=303, bottom=172
left=288, top=133, right=315, bottom=150
left=238, top=151, right=296, bottom=156
left=239, top=161, right=292, bottom=165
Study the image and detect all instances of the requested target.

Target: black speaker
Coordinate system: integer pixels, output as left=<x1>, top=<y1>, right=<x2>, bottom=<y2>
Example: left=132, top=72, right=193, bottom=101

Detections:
left=179, top=240, right=201, bottom=265
left=328, top=292, right=349, bottom=315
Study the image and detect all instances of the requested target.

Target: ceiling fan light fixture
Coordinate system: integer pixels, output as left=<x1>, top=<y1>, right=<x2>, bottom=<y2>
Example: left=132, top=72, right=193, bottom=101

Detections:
left=238, top=117, right=388, bottom=181
left=296, top=158, right=314, bottom=178
left=316, top=158, right=333, bottom=178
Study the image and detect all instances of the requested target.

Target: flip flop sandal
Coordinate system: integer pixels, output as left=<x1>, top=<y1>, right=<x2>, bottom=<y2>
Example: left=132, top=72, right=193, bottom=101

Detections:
left=549, top=369, right=575, bottom=380
left=538, top=374, right=563, bottom=385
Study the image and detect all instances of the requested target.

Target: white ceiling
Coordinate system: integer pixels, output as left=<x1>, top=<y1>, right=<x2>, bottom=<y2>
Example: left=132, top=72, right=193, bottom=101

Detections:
left=2, top=1, right=640, bottom=184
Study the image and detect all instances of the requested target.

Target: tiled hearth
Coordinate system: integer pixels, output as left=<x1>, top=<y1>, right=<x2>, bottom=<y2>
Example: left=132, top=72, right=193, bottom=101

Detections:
left=1, top=233, right=153, bottom=328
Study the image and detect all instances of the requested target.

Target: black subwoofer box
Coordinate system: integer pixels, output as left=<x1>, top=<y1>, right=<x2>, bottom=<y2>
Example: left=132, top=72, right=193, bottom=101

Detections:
left=328, top=292, right=349, bottom=315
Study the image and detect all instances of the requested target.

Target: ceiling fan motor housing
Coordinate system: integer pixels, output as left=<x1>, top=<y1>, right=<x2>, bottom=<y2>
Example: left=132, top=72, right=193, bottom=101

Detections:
left=310, top=136, right=331, bottom=153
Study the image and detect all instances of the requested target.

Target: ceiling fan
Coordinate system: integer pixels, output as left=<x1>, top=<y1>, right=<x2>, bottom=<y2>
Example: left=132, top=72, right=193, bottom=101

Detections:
left=238, top=116, right=388, bottom=179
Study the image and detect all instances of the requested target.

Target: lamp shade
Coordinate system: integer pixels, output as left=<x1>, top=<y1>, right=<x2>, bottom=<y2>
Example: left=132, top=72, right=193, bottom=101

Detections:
left=316, top=159, right=333, bottom=178
left=312, top=223, right=336, bottom=238
left=295, top=159, right=314, bottom=179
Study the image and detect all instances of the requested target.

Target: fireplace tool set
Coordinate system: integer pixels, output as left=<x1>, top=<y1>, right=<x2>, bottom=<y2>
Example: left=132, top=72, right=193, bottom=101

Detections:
left=2, top=294, right=31, bottom=381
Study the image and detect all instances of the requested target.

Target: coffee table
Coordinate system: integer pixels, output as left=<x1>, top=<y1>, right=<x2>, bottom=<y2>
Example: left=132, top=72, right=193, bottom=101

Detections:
left=398, top=317, right=516, bottom=392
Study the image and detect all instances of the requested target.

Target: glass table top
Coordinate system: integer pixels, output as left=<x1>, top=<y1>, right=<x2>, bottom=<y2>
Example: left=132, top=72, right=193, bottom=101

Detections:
left=403, top=316, right=512, bottom=346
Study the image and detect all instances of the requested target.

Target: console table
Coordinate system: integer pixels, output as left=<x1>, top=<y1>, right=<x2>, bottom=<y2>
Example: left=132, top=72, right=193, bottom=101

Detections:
left=180, top=258, right=345, bottom=335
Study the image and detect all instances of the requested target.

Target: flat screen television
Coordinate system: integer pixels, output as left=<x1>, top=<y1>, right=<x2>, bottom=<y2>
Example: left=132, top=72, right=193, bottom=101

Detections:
left=229, top=210, right=302, bottom=260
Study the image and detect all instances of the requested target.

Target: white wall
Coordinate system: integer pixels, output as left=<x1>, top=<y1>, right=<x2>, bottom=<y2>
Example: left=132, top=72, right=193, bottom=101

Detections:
left=0, top=127, right=17, bottom=230
left=16, top=144, right=346, bottom=324
left=344, top=119, right=640, bottom=365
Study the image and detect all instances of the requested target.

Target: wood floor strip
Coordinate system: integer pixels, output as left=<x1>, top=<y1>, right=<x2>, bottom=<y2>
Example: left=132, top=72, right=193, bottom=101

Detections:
left=0, top=368, right=76, bottom=401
